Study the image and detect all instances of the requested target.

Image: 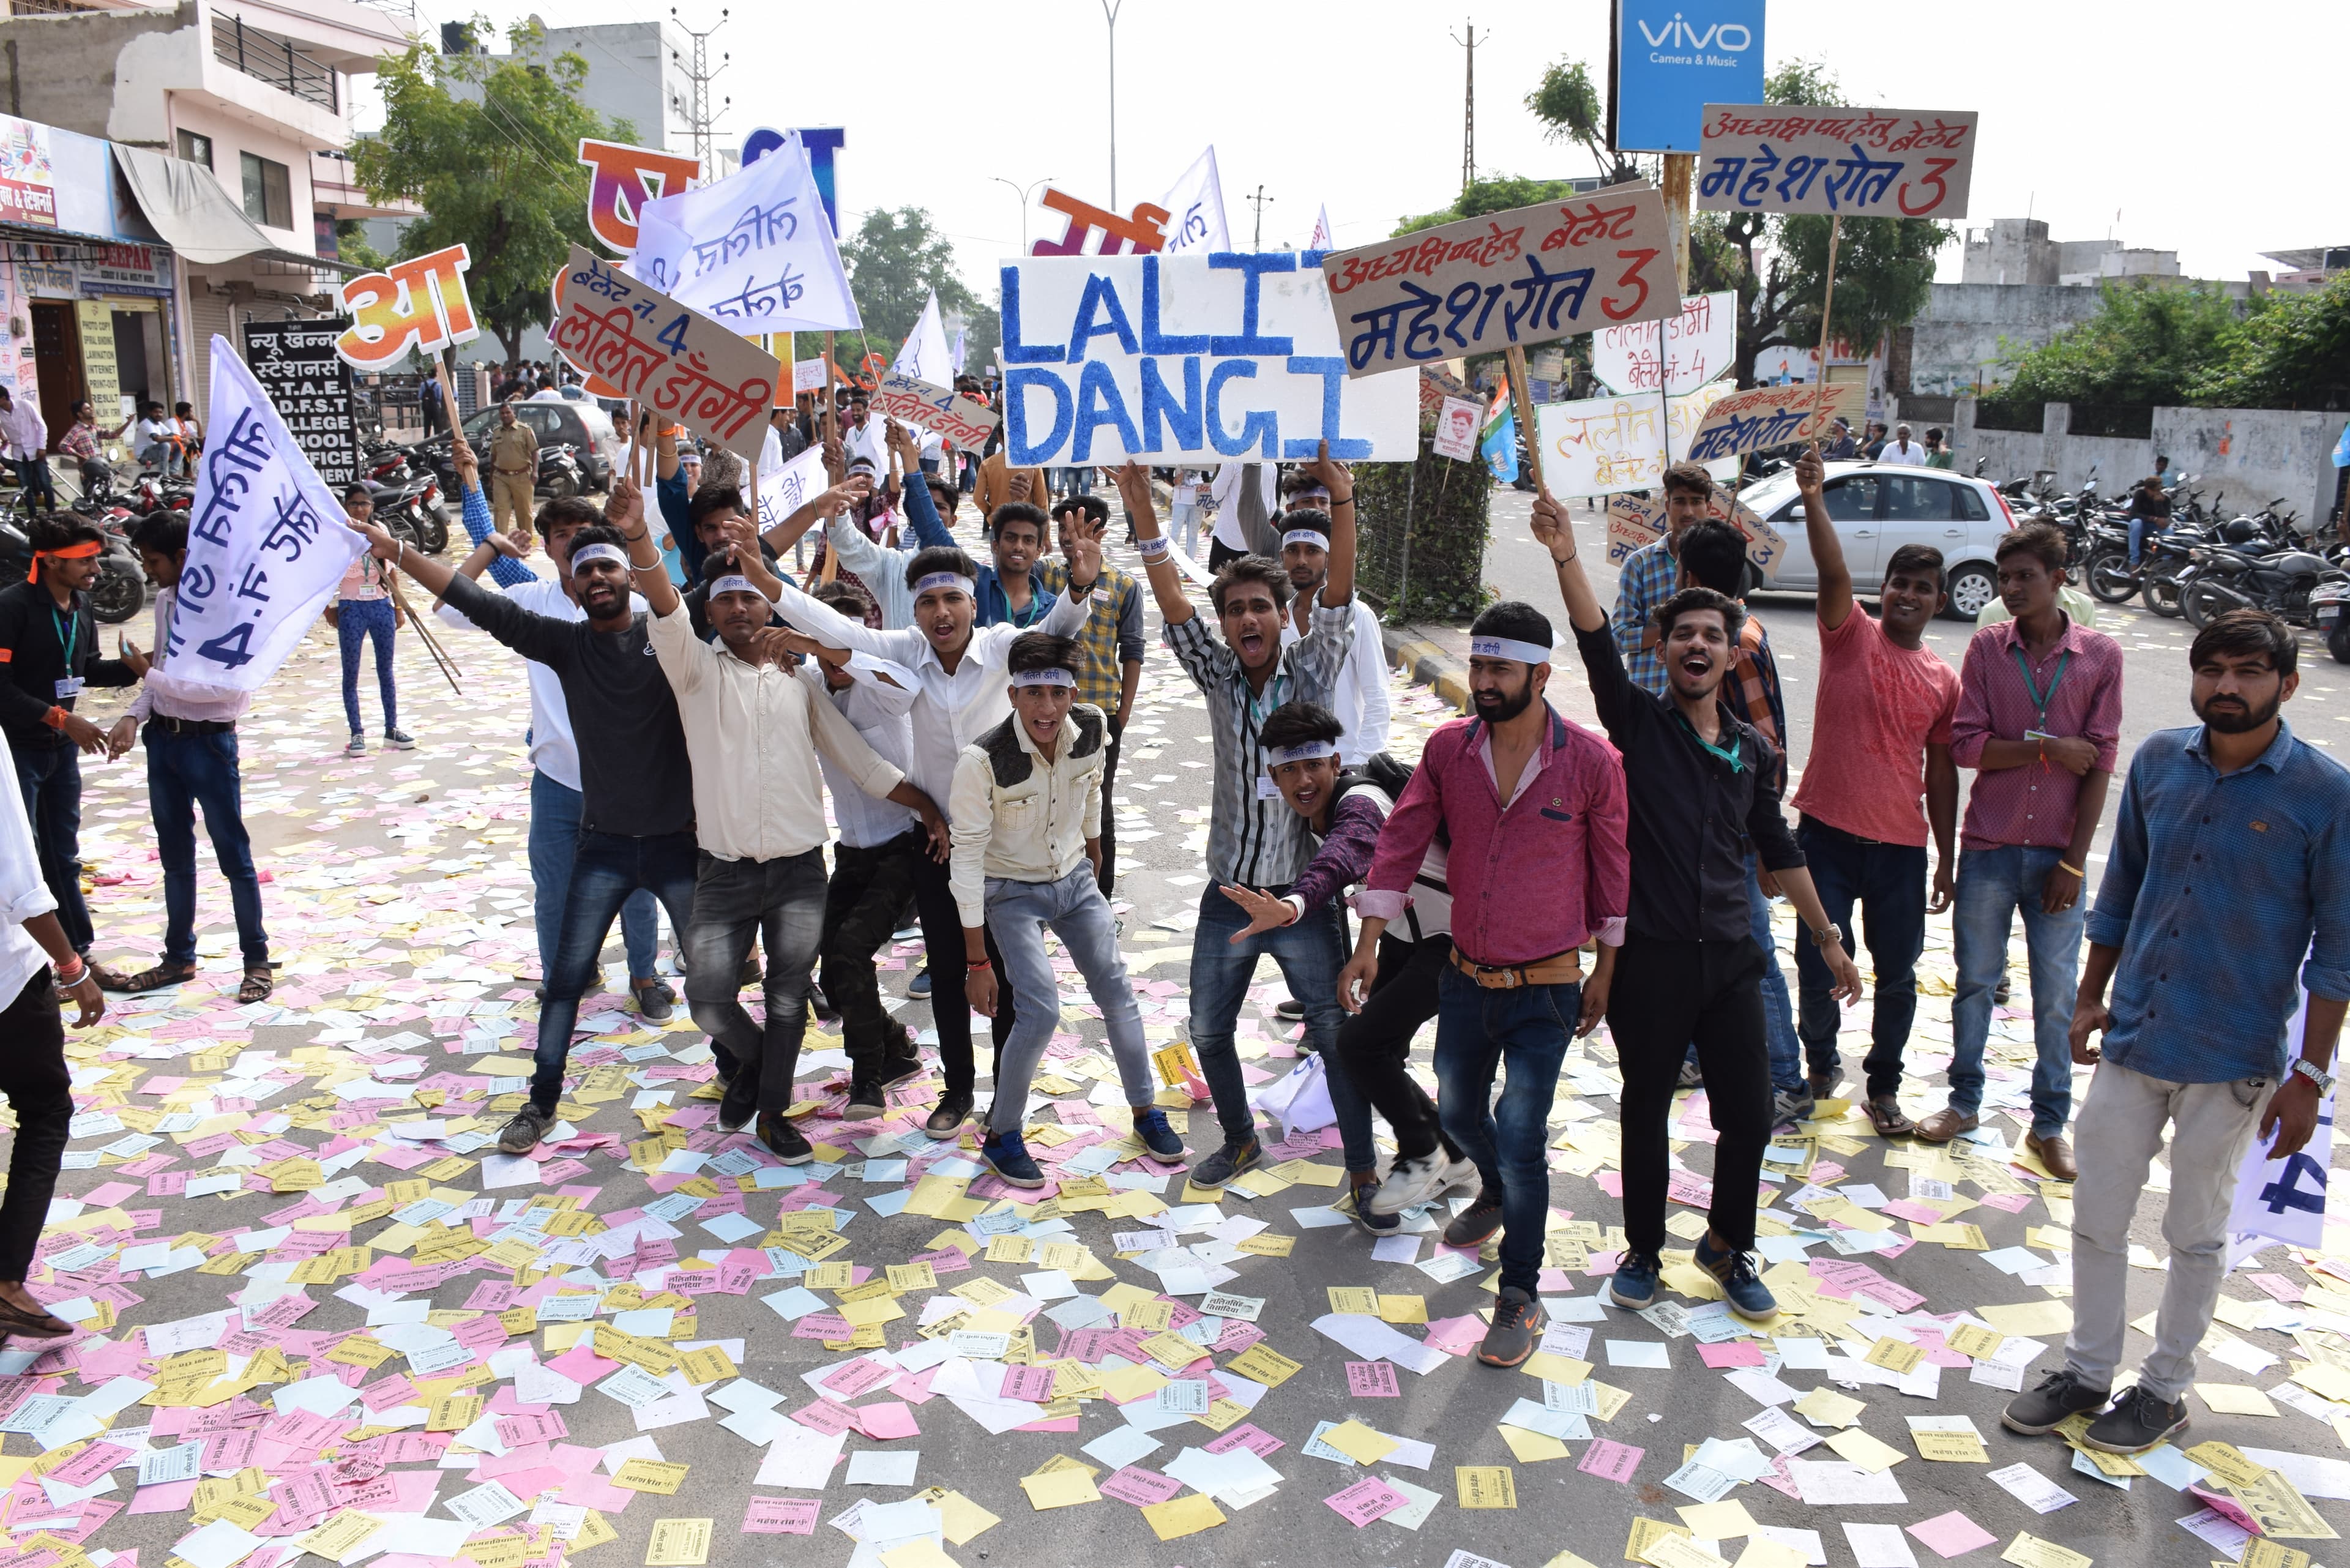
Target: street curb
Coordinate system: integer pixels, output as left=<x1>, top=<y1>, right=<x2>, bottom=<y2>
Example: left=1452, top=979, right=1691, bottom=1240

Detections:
left=1382, top=624, right=1472, bottom=713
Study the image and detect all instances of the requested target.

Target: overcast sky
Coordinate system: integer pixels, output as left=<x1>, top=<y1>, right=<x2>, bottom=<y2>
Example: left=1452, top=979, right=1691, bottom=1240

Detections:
left=371, top=0, right=2346, bottom=297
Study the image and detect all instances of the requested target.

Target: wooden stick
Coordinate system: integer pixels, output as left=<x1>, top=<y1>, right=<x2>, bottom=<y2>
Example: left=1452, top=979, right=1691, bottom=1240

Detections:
left=387, top=573, right=462, bottom=696
left=1812, top=215, right=1844, bottom=435
left=1504, top=344, right=1545, bottom=494
left=821, top=334, right=838, bottom=449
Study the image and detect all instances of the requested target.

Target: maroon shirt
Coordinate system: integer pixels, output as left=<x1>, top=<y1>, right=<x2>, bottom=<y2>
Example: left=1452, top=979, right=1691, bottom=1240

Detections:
left=1950, top=614, right=2124, bottom=850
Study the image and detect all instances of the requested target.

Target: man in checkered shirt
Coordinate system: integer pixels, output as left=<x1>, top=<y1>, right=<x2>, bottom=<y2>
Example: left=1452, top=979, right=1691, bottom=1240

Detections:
left=1611, top=463, right=1726, bottom=696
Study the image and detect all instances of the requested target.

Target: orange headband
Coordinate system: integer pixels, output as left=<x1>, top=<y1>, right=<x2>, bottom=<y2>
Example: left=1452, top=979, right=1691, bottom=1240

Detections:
left=29, top=540, right=100, bottom=583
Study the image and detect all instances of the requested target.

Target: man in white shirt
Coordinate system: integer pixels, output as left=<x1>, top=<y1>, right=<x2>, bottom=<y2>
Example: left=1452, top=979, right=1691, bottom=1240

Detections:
left=840, top=390, right=887, bottom=476
left=0, top=387, right=52, bottom=509
left=949, top=633, right=1184, bottom=1186
left=1275, top=496, right=1392, bottom=764
left=1207, top=461, right=1278, bottom=569
left=634, top=514, right=944, bottom=1157
left=1878, top=424, right=1930, bottom=466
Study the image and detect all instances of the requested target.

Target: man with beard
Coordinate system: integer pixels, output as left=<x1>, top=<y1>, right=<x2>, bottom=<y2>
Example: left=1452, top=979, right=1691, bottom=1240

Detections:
left=2002, top=610, right=2349, bottom=1455
left=1536, top=488, right=1862, bottom=1326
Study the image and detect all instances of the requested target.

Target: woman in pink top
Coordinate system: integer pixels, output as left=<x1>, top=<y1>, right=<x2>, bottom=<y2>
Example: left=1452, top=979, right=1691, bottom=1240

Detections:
left=327, top=483, right=413, bottom=755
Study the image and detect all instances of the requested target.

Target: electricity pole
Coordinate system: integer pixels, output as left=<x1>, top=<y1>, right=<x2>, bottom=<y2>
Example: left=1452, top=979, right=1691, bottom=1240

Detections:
left=1451, top=18, right=1485, bottom=190
left=669, top=8, right=729, bottom=171
left=1102, top=0, right=1123, bottom=207
left=1246, top=185, right=1274, bottom=250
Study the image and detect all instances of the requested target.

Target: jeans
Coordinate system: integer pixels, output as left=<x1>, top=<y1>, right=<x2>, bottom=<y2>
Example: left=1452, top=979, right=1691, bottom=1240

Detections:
left=1792, top=817, right=1926, bottom=1099
left=1433, top=967, right=1576, bottom=1293
left=1336, top=933, right=1456, bottom=1162
left=2128, top=515, right=2149, bottom=567
left=1949, top=844, right=2087, bottom=1138
left=1750, top=856, right=1802, bottom=1094
left=1613, top=936, right=1774, bottom=1255
left=337, top=598, right=398, bottom=736
left=985, top=865, right=1156, bottom=1133
left=821, top=830, right=923, bottom=1072
left=909, top=849, right=1012, bottom=1097
left=1169, top=502, right=1203, bottom=558
left=2064, top=1062, right=2273, bottom=1401
left=10, top=457, right=53, bottom=511
left=683, top=849, right=828, bottom=1111
left=1185, top=884, right=1375, bottom=1172
left=0, top=967, right=69, bottom=1279
left=532, top=829, right=699, bottom=1109
left=13, top=742, right=91, bottom=955
left=1095, top=717, right=1123, bottom=897
left=145, top=725, right=267, bottom=968
left=528, top=771, right=657, bottom=985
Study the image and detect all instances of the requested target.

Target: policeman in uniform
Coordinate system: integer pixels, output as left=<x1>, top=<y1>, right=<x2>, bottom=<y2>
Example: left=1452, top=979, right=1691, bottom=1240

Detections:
left=487, top=400, right=539, bottom=546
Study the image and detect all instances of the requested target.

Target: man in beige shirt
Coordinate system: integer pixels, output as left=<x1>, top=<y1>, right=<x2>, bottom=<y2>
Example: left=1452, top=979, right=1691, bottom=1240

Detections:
left=974, top=450, right=1048, bottom=535
left=487, top=401, right=538, bottom=543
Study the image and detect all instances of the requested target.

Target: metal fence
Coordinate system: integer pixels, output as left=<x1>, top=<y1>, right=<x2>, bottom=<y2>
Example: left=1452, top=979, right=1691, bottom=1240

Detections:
left=211, top=14, right=338, bottom=113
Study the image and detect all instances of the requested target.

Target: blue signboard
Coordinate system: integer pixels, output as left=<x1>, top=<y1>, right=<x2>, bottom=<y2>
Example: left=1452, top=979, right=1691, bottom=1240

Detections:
left=740, top=126, right=846, bottom=235
left=1611, top=0, right=1767, bottom=154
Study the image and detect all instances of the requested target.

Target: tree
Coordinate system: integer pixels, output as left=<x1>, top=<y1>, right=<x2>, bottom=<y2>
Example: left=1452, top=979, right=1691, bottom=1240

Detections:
left=1993, top=280, right=2242, bottom=408
left=829, top=207, right=999, bottom=380
left=353, top=23, right=632, bottom=365
left=2189, top=274, right=2350, bottom=411
left=1523, top=59, right=1641, bottom=185
left=1393, top=174, right=1594, bottom=237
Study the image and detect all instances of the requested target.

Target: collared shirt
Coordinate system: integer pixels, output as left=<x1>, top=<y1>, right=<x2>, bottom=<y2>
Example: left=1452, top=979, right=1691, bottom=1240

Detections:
left=0, top=728, right=56, bottom=1004
left=813, top=476, right=959, bottom=629
left=1610, top=536, right=1679, bottom=696
left=1950, top=614, right=2124, bottom=850
left=804, top=654, right=920, bottom=849
left=841, top=417, right=887, bottom=475
left=1280, top=595, right=1392, bottom=764
left=488, top=422, right=537, bottom=473
left=947, top=706, right=1108, bottom=927
left=1289, top=783, right=1452, bottom=940
left=0, top=579, right=136, bottom=747
left=973, top=565, right=1058, bottom=629
left=1878, top=440, right=1930, bottom=466
left=1722, top=615, right=1789, bottom=795
left=0, top=400, right=46, bottom=460
left=1165, top=596, right=1356, bottom=886
left=1359, top=707, right=1627, bottom=966
left=2086, top=721, right=2350, bottom=1084
left=646, top=601, right=902, bottom=862
left=763, top=576, right=1094, bottom=821
left=58, top=422, right=100, bottom=461
left=436, top=564, right=644, bottom=792
left=1788, top=605, right=1960, bottom=847
left=1035, top=556, right=1143, bottom=715
left=338, top=553, right=393, bottom=603
left=126, top=586, right=253, bottom=726
left=1574, top=621, right=1804, bottom=944
left=974, top=452, right=1048, bottom=525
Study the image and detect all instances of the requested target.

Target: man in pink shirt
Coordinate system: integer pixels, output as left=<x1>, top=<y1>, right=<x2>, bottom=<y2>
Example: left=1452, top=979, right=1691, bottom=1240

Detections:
left=1917, top=524, right=2121, bottom=1179
left=1789, top=444, right=1961, bottom=1138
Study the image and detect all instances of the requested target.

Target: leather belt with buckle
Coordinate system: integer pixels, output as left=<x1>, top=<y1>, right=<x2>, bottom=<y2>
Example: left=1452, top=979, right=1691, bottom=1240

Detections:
left=1450, top=948, right=1584, bottom=989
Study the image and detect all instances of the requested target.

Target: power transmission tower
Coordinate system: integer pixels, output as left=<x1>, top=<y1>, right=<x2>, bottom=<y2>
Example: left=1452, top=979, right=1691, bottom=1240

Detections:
left=669, top=8, right=729, bottom=170
left=1246, top=185, right=1274, bottom=250
left=1451, top=18, right=1485, bottom=190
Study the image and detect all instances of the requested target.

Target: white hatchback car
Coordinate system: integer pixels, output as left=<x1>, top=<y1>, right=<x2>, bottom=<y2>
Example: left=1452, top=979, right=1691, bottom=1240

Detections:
left=1738, top=461, right=2018, bottom=619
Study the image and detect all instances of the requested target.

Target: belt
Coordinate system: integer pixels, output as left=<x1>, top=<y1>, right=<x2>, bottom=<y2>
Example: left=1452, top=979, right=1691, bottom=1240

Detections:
left=494, top=466, right=532, bottom=476
left=1450, top=947, right=1583, bottom=989
left=148, top=715, right=236, bottom=735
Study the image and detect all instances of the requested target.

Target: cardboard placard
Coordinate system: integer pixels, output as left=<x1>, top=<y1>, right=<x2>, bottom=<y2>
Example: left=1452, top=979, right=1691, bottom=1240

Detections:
left=1604, top=491, right=1784, bottom=574
left=1432, top=396, right=1482, bottom=461
left=1682, top=383, right=1846, bottom=464
left=548, top=245, right=780, bottom=462
left=1536, top=383, right=1738, bottom=499
left=1695, top=105, right=1979, bottom=219
left=334, top=245, right=478, bottom=369
left=1593, top=290, right=1738, bottom=397
left=867, top=371, right=998, bottom=453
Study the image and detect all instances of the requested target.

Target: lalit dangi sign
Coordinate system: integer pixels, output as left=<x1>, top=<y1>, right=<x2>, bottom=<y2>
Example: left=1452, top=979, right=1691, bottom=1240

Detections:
left=242, top=321, right=359, bottom=488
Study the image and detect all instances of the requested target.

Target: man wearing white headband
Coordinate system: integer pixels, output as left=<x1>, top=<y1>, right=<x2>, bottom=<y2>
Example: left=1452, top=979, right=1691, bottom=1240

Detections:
left=758, top=536, right=1099, bottom=1140
left=947, top=633, right=1184, bottom=1187
left=799, top=422, right=959, bottom=630
left=1278, top=509, right=1392, bottom=767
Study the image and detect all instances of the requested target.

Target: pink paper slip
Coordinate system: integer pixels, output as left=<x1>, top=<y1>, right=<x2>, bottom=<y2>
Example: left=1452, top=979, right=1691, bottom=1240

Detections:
left=1345, top=1361, right=1401, bottom=1397
left=1697, top=1342, right=1767, bottom=1368
left=1905, top=1510, right=1998, bottom=1559
left=1578, top=1439, right=1644, bottom=1482
left=743, top=1496, right=819, bottom=1535
left=1326, top=1476, right=1410, bottom=1528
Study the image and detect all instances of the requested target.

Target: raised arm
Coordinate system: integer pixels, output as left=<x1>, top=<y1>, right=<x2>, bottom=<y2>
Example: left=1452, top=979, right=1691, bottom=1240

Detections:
left=764, top=475, right=869, bottom=555
left=1301, top=442, right=1356, bottom=608
left=1114, top=460, right=1194, bottom=625
left=346, top=515, right=572, bottom=667
left=1793, top=442, right=1855, bottom=630
left=1535, top=487, right=1641, bottom=736
left=611, top=476, right=679, bottom=618
left=450, top=427, right=534, bottom=589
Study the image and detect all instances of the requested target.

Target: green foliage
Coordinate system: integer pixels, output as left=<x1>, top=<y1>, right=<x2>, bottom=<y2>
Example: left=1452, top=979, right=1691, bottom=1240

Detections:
left=832, top=207, right=999, bottom=379
left=2187, top=274, right=2350, bottom=411
left=1524, top=59, right=1639, bottom=184
left=1356, top=417, right=1493, bottom=624
left=1395, top=175, right=1591, bottom=236
left=1996, top=280, right=2241, bottom=407
left=333, top=219, right=385, bottom=274
left=1764, top=57, right=1843, bottom=107
left=352, top=22, right=630, bottom=364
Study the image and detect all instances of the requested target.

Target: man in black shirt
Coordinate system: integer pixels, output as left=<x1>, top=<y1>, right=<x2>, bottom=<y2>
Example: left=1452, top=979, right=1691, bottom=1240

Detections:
left=343, top=479, right=701, bottom=1155
left=1535, top=489, right=1862, bottom=1323
left=0, top=517, right=139, bottom=984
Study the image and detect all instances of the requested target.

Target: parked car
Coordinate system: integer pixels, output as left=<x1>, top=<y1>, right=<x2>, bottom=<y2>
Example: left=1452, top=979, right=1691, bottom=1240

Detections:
left=1736, top=460, right=2018, bottom=619
left=424, top=400, right=616, bottom=493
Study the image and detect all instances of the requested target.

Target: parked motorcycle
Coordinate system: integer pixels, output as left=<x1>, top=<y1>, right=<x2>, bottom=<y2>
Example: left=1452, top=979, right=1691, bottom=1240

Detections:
left=2179, top=531, right=2345, bottom=632
left=0, top=515, right=146, bottom=623
left=2315, top=577, right=2350, bottom=665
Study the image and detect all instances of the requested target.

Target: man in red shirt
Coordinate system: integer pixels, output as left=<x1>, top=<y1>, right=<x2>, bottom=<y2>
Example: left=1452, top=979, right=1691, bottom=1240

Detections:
left=1789, top=445, right=1961, bottom=1137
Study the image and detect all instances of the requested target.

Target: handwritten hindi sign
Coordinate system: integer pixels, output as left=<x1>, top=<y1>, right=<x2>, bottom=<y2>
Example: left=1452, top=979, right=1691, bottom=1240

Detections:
left=334, top=245, right=479, bottom=370
left=1696, top=105, right=1979, bottom=218
left=151, top=335, right=366, bottom=704
left=1682, top=382, right=1844, bottom=464
left=1318, top=187, right=1679, bottom=379
left=241, top=320, right=357, bottom=488
left=548, top=245, right=780, bottom=462
left=1594, top=290, right=1737, bottom=397
left=868, top=371, right=998, bottom=453
left=632, top=136, right=860, bottom=332
left=1536, top=381, right=1737, bottom=499
left=755, top=440, right=827, bottom=536
left=1605, top=490, right=1785, bottom=574
left=1030, top=186, right=1169, bottom=256
left=997, top=252, right=1417, bottom=466
left=578, top=138, right=701, bottom=255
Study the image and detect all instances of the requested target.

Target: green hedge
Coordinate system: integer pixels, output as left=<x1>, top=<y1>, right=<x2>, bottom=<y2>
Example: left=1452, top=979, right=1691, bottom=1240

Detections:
left=1355, top=416, right=1493, bottom=624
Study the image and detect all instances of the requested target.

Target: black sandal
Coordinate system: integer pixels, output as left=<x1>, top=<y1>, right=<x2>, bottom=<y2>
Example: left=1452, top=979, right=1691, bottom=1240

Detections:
left=121, top=963, right=197, bottom=993
left=0, top=1299, right=77, bottom=1338
left=238, top=969, right=275, bottom=1004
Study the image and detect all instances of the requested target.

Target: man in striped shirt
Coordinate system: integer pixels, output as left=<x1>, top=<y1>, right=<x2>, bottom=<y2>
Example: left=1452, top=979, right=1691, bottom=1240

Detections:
left=1611, top=463, right=1720, bottom=696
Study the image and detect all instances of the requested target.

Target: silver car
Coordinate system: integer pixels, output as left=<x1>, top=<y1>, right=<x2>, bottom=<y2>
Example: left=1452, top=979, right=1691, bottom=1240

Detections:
left=1739, top=461, right=2018, bottom=619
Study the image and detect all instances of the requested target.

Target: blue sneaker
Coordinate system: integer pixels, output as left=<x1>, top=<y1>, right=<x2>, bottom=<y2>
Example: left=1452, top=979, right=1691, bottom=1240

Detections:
left=908, top=967, right=933, bottom=1000
left=980, top=1129, right=1046, bottom=1189
left=1131, top=1107, right=1184, bottom=1162
left=1694, top=1233, right=1779, bottom=1323
left=1348, top=1171, right=1400, bottom=1234
left=1608, top=1249, right=1663, bottom=1309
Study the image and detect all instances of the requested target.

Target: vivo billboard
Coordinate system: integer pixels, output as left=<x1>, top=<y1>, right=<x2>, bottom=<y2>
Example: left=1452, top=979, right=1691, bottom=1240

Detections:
left=1610, top=0, right=1767, bottom=154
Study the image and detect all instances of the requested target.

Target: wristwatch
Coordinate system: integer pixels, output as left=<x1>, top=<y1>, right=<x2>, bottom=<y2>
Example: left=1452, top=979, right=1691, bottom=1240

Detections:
left=2291, top=1058, right=2336, bottom=1096
left=1808, top=922, right=1844, bottom=949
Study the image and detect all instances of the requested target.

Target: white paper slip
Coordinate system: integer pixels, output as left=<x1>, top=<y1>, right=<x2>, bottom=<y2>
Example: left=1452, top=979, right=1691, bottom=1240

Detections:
left=1786, top=1460, right=1908, bottom=1506
left=1842, top=1523, right=1917, bottom=1568
left=1986, top=1459, right=2076, bottom=1513
left=1606, top=1339, right=1671, bottom=1369
left=1308, top=1313, right=1449, bottom=1375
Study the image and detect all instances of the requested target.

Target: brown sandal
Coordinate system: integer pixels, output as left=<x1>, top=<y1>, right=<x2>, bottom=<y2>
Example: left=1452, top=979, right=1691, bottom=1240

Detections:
left=0, top=1299, right=77, bottom=1338
left=238, top=968, right=275, bottom=1004
left=121, top=962, right=197, bottom=993
left=84, top=960, right=135, bottom=991
left=1865, top=1096, right=1917, bottom=1138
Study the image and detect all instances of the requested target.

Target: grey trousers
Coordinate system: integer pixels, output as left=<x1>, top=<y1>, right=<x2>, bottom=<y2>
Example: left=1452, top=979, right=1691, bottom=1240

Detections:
left=983, top=863, right=1155, bottom=1134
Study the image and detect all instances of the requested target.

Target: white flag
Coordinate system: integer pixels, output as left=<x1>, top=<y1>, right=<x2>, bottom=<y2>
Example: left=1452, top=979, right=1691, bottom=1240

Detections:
left=893, top=291, right=952, bottom=386
left=147, top=337, right=365, bottom=705
left=1308, top=204, right=1333, bottom=251
left=756, top=436, right=829, bottom=536
left=632, top=133, right=860, bottom=333
left=2229, top=963, right=2333, bottom=1262
left=1156, top=147, right=1229, bottom=255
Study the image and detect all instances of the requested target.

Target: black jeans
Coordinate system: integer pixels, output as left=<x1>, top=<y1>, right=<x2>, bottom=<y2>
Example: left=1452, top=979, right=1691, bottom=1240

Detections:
left=0, top=967, right=71, bottom=1280
left=1207, top=538, right=1245, bottom=572
left=909, top=849, right=1010, bottom=1097
left=1611, top=935, right=1774, bottom=1255
left=685, top=849, right=829, bottom=1111
left=1336, top=933, right=1458, bottom=1162
left=533, top=829, right=699, bottom=1110
left=1095, top=717, right=1123, bottom=897
left=13, top=742, right=91, bottom=955
left=1792, top=816, right=1928, bottom=1099
left=821, top=830, right=924, bottom=1072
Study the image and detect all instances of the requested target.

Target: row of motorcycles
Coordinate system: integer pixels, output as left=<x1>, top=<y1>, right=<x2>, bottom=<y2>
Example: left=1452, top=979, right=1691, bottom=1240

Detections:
left=0, top=463, right=165, bottom=623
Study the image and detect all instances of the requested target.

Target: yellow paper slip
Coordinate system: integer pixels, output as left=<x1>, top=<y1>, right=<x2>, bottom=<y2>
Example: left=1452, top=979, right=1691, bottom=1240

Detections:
left=1498, top=1424, right=1571, bottom=1462
left=1455, top=1465, right=1517, bottom=1509
left=1319, top=1420, right=1401, bottom=1466
left=1141, top=1493, right=1226, bottom=1540
left=2002, top=1534, right=2091, bottom=1568
left=613, top=1460, right=688, bottom=1495
left=1733, top=1539, right=1808, bottom=1568
left=879, top=1542, right=958, bottom=1568
left=1018, top=1468, right=1101, bottom=1510
left=1823, top=1428, right=1906, bottom=1473
left=1677, top=1500, right=1760, bottom=1539
left=1979, top=1300, right=2073, bottom=1337
left=2194, top=1383, right=2279, bottom=1417
left=644, top=1518, right=713, bottom=1567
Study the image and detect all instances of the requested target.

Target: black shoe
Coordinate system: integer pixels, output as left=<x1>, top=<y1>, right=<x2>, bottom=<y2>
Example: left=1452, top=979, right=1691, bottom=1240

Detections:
left=757, top=1110, right=813, bottom=1164
left=843, top=1075, right=887, bottom=1119
left=2083, top=1385, right=2188, bottom=1455
left=876, top=1044, right=924, bottom=1088
left=1443, top=1190, right=1504, bottom=1247
left=1477, top=1286, right=1545, bottom=1368
left=1807, top=1069, right=1840, bottom=1100
left=1348, top=1171, right=1400, bottom=1234
left=498, top=1105, right=554, bottom=1154
left=634, top=978, right=674, bottom=1022
left=808, top=982, right=836, bottom=1023
left=1190, top=1137, right=1261, bottom=1189
left=717, top=1070, right=757, bottom=1135
left=1274, top=996, right=1305, bottom=1021
left=924, top=1091, right=973, bottom=1140
left=2001, top=1369, right=2111, bottom=1436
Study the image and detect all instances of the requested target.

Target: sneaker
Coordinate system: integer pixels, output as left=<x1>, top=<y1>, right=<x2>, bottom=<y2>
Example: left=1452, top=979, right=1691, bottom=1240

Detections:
left=1274, top=996, right=1305, bottom=1021
left=1190, top=1137, right=1262, bottom=1189
left=980, top=1129, right=1046, bottom=1189
left=1371, top=1147, right=1480, bottom=1215
left=908, top=967, right=933, bottom=1000
left=383, top=729, right=416, bottom=750
left=717, top=1071, right=757, bottom=1135
left=2001, top=1368, right=2111, bottom=1436
left=2083, top=1384, right=2188, bottom=1455
left=1693, top=1232, right=1778, bottom=1322
left=923, top=1091, right=973, bottom=1140
left=344, top=733, right=366, bottom=755
left=633, top=978, right=674, bottom=1022
left=890, top=924, right=922, bottom=942
left=1348, top=1171, right=1400, bottom=1233
left=1131, top=1107, right=1184, bottom=1162
left=1442, top=1190, right=1505, bottom=1248
left=1477, top=1286, right=1546, bottom=1368
left=1608, top=1249, right=1663, bottom=1309
left=1770, top=1088, right=1816, bottom=1134
left=498, top=1105, right=553, bottom=1155
left=876, top=1044, right=924, bottom=1088
left=843, top=1075, right=887, bottom=1119
left=757, top=1110, right=813, bottom=1164
left=1677, top=1058, right=1704, bottom=1089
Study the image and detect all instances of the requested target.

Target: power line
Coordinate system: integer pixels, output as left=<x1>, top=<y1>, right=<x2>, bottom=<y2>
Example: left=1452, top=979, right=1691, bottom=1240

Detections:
left=668, top=8, right=728, bottom=170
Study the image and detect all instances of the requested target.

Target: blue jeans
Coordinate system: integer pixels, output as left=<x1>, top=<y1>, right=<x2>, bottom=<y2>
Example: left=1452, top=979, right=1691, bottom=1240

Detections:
left=682, top=848, right=827, bottom=1111
left=144, top=725, right=267, bottom=968
left=2127, top=516, right=2149, bottom=567
left=337, top=598, right=398, bottom=735
left=1747, top=855, right=1802, bottom=1094
left=531, top=828, right=698, bottom=1109
left=1434, top=968, right=1576, bottom=1293
left=1792, top=818, right=1926, bottom=1099
left=987, top=865, right=1156, bottom=1133
left=529, top=770, right=657, bottom=984
left=13, top=742, right=91, bottom=954
left=10, top=458, right=53, bottom=511
left=1185, top=884, right=1375, bottom=1172
left=1949, top=844, right=2086, bottom=1139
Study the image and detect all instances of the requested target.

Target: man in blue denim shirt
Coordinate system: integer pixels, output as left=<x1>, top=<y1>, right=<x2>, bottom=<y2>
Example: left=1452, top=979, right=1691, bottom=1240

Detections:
left=2003, top=609, right=2350, bottom=1457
